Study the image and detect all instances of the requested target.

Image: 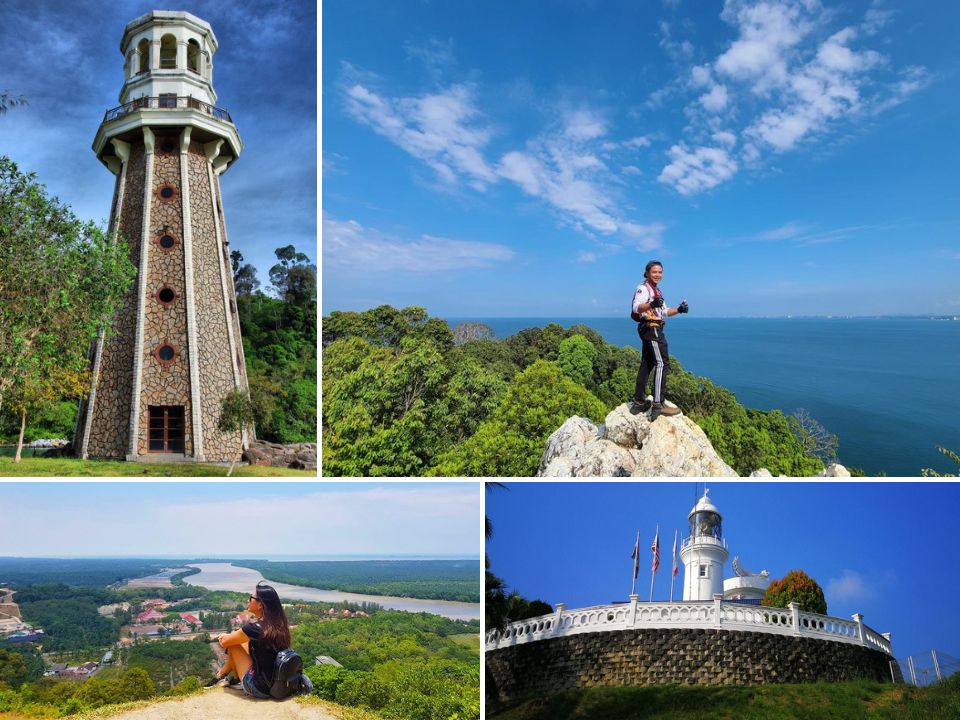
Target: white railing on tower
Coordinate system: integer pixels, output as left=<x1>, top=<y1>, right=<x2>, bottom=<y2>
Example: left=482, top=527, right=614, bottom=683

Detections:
left=486, top=596, right=891, bottom=656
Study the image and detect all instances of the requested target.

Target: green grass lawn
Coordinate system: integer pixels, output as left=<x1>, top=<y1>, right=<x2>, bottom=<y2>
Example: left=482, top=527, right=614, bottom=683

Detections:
left=490, top=680, right=960, bottom=720
left=0, top=456, right=315, bottom=477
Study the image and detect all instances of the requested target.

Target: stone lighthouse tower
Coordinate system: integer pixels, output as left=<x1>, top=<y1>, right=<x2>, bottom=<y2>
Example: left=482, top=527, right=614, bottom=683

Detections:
left=680, top=489, right=729, bottom=601
left=75, top=10, right=249, bottom=462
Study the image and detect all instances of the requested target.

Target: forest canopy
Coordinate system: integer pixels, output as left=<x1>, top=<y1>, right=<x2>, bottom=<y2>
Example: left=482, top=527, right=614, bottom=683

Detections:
left=323, top=306, right=827, bottom=476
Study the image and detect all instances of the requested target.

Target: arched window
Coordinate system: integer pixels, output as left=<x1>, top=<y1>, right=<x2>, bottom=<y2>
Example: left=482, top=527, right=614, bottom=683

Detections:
left=159, top=34, right=177, bottom=69
left=137, top=39, right=149, bottom=74
left=187, top=40, right=200, bottom=73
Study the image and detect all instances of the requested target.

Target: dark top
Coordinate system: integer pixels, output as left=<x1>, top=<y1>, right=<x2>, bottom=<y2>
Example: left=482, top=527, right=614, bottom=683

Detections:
left=242, top=621, right=278, bottom=694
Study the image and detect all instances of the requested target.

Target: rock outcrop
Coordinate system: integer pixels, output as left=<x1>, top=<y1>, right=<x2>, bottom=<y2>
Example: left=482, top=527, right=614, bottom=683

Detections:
left=243, top=441, right=317, bottom=470
left=537, top=402, right=738, bottom=477
left=537, top=403, right=855, bottom=477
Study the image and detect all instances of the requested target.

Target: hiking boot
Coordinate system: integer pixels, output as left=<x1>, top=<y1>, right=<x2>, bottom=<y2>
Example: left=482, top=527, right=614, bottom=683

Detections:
left=650, top=402, right=680, bottom=420
left=629, top=399, right=652, bottom=415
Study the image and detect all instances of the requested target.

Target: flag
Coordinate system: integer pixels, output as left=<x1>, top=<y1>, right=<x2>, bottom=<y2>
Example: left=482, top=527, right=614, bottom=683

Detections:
left=631, top=530, right=640, bottom=581
left=672, top=528, right=679, bottom=577
left=650, top=525, right=660, bottom=574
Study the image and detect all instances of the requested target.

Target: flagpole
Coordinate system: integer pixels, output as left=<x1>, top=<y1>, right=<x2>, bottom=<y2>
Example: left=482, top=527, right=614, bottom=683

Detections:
left=630, top=529, right=639, bottom=596
left=649, top=523, right=658, bottom=602
left=670, top=528, right=678, bottom=601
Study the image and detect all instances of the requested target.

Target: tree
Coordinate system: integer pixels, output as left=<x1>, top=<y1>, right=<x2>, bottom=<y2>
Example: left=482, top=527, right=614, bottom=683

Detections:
left=791, top=408, right=838, bottom=464
left=557, top=334, right=597, bottom=387
left=922, top=446, right=960, bottom=477
left=430, top=360, right=608, bottom=476
left=0, top=92, right=26, bottom=115
left=269, top=244, right=316, bottom=307
left=452, top=322, right=495, bottom=345
left=0, top=157, right=136, bottom=461
left=762, top=569, right=827, bottom=614
left=230, top=249, right=260, bottom=296
left=218, top=389, right=255, bottom=476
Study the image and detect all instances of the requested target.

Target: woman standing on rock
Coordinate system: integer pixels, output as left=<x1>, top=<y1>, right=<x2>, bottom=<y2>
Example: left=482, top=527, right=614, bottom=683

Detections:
left=204, top=581, right=311, bottom=698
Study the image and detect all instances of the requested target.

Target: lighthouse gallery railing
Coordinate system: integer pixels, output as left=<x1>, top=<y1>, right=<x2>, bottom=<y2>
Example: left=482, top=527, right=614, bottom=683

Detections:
left=486, top=597, right=891, bottom=656
left=103, top=96, right=233, bottom=124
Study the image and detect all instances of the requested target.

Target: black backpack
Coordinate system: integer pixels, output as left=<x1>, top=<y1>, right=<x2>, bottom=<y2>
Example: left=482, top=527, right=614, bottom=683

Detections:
left=269, top=649, right=305, bottom=699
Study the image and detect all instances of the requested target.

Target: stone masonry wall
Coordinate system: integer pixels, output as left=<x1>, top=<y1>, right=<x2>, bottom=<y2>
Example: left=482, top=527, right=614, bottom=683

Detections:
left=85, top=144, right=144, bottom=458
left=137, top=141, right=193, bottom=456
left=188, top=146, right=242, bottom=461
left=485, top=628, right=896, bottom=710
left=213, top=174, right=249, bottom=392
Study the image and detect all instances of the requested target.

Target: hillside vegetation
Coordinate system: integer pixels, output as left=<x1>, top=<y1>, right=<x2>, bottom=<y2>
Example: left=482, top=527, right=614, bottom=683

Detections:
left=0, top=580, right=479, bottom=720
left=323, top=306, right=827, bottom=476
left=489, top=678, right=960, bottom=720
left=235, top=559, right=480, bottom=602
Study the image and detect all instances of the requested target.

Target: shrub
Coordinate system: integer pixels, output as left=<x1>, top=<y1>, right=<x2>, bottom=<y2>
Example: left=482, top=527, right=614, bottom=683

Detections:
left=763, top=569, right=827, bottom=614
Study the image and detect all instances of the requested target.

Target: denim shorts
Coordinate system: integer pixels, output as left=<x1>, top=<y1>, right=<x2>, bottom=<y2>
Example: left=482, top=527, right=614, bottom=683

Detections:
left=241, top=669, right=271, bottom=699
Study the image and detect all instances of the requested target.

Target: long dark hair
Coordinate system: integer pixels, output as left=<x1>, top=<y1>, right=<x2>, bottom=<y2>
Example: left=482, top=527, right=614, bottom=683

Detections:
left=254, top=581, right=290, bottom=650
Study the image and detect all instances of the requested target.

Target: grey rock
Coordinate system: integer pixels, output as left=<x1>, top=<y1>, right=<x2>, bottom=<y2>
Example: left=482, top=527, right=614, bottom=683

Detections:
left=538, top=402, right=737, bottom=477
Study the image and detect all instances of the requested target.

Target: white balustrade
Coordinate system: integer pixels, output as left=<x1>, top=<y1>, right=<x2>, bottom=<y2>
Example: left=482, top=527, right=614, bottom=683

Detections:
left=486, top=599, right=891, bottom=655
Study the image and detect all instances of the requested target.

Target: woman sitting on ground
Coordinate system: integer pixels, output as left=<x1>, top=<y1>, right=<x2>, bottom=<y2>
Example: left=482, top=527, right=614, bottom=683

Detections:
left=204, top=581, right=310, bottom=698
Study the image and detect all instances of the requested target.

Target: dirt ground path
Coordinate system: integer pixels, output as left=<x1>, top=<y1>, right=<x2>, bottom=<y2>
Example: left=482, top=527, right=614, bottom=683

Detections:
left=101, top=688, right=340, bottom=719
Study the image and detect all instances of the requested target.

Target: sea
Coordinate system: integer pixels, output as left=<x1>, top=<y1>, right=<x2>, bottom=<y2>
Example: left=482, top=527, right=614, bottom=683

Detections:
left=445, top=317, right=960, bottom=477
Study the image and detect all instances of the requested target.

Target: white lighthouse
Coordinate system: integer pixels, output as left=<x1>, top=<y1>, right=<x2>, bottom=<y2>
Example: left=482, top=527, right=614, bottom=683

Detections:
left=680, top=489, right=729, bottom=601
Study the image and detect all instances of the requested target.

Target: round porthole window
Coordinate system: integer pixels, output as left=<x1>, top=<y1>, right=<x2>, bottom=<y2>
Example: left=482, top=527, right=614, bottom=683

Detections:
left=156, top=233, right=177, bottom=251
left=154, top=342, right=178, bottom=365
left=158, top=185, right=176, bottom=201
left=156, top=286, right=177, bottom=305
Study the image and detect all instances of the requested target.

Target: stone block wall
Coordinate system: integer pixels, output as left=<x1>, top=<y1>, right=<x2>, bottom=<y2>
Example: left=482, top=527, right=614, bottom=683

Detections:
left=188, top=145, right=242, bottom=461
left=486, top=628, right=897, bottom=710
left=85, top=143, right=145, bottom=458
left=137, top=140, right=193, bottom=456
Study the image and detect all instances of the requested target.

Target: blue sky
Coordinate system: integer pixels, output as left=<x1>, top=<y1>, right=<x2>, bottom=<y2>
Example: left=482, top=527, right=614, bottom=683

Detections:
left=0, top=0, right=316, bottom=286
left=0, top=483, right=481, bottom=557
left=323, top=0, right=959, bottom=317
left=486, top=482, right=960, bottom=660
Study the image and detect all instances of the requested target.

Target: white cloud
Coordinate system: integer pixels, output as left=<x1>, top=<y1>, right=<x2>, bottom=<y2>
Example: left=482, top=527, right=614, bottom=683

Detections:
left=497, top=130, right=642, bottom=237
left=700, top=83, right=729, bottom=112
left=826, top=569, right=875, bottom=602
left=658, top=143, right=739, bottom=195
left=716, top=0, right=813, bottom=93
left=344, top=81, right=496, bottom=190
left=712, top=130, right=738, bottom=147
left=862, top=7, right=894, bottom=36
left=323, top=214, right=514, bottom=272
left=576, top=251, right=598, bottom=263
left=758, top=221, right=805, bottom=240
left=621, top=222, right=666, bottom=251
left=659, top=21, right=695, bottom=61
left=745, top=26, right=881, bottom=152
left=691, top=64, right=713, bottom=88
left=564, top=108, right=607, bottom=141
left=653, top=1, right=928, bottom=197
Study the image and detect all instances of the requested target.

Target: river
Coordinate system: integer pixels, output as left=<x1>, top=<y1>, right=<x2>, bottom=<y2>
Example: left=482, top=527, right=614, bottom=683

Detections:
left=183, top=562, right=480, bottom=621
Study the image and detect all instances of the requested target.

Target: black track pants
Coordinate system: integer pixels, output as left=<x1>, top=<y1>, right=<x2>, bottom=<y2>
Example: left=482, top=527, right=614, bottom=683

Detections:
left=634, top=324, right=669, bottom=403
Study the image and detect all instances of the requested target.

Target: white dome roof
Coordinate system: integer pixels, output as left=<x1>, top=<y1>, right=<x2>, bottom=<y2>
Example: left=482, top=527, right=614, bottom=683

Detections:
left=689, top=488, right=721, bottom=517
